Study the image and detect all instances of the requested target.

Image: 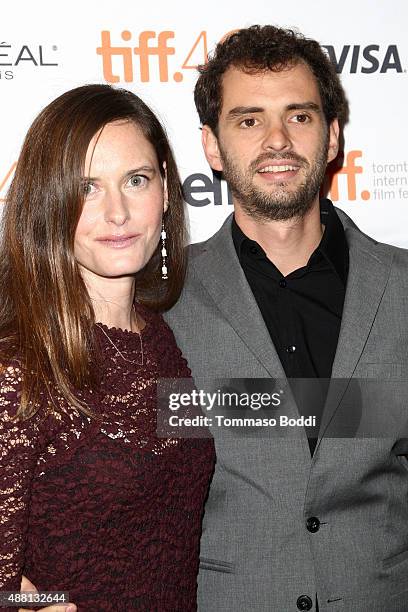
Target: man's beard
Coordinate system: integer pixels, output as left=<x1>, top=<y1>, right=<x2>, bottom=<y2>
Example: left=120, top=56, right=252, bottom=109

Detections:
left=219, top=137, right=329, bottom=222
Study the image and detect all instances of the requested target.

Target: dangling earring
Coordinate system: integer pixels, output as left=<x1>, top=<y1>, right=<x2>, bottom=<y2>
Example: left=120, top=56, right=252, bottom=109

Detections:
left=161, top=218, right=168, bottom=280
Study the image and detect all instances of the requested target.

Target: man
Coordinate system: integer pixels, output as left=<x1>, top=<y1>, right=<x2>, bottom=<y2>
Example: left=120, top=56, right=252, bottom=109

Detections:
left=164, top=25, right=408, bottom=612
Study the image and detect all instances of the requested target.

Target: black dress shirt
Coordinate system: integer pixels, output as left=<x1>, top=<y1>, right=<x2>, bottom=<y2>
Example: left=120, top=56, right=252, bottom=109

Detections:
left=232, top=198, right=349, bottom=455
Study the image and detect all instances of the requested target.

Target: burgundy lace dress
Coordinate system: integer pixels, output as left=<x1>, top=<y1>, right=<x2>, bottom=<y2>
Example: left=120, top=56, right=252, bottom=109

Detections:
left=0, top=308, right=214, bottom=611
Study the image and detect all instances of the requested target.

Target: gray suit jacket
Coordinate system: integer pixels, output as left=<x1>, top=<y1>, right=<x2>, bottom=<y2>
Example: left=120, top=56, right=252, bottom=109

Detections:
left=164, top=207, right=408, bottom=612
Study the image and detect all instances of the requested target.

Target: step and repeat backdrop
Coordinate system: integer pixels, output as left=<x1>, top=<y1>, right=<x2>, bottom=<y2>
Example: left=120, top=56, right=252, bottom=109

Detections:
left=1, top=0, right=406, bottom=246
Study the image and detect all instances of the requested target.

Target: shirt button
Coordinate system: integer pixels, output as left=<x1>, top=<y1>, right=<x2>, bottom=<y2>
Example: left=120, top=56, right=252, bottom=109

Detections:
left=249, top=246, right=258, bottom=255
left=279, top=279, right=287, bottom=288
left=297, top=595, right=313, bottom=610
left=286, top=345, right=296, bottom=354
left=306, top=516, right=320, bottom=533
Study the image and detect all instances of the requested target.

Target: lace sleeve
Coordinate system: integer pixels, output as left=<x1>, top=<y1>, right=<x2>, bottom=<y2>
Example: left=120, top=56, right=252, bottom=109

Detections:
left=0, top=366, right=44, bottom=596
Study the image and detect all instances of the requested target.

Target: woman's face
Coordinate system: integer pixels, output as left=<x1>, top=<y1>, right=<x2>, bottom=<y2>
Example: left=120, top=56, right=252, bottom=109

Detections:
left=74, top=120, right=167, bottom=284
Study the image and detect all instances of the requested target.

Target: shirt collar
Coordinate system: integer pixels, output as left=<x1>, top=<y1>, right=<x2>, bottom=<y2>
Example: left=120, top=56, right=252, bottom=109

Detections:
left=231, top=198, right=349, bottom=285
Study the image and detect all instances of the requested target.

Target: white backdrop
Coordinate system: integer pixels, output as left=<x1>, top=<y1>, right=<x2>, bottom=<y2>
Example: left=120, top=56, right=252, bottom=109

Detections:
left=1, top=0, right=407, bottom=245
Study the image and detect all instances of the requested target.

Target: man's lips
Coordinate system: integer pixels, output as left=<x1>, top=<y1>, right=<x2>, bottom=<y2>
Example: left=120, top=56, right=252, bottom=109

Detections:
left=95, top=234, right=141, bottom=248
left=258, top=164, right=299, bottom=174
left=256, top=163, right=301, bottom=182
left=256, top=160, right=301, bottom=174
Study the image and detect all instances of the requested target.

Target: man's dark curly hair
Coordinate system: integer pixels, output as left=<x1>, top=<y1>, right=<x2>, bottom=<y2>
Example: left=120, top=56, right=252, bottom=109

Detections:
left=194, top=25, right=348, bottom=134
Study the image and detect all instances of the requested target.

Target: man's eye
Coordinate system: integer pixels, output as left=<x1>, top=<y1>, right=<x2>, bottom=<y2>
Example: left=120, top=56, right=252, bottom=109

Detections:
left=128, top=175, right=147, bottom=187
left=240, top=117, right=258, bottom=128
left=291, top=114, right=310, bottom=123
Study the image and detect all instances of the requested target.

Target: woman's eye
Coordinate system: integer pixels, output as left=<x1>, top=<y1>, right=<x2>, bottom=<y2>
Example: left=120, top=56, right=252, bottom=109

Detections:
left=128, top=175, right=147, bottom=187
left=83, top=182, right=96, bottom=196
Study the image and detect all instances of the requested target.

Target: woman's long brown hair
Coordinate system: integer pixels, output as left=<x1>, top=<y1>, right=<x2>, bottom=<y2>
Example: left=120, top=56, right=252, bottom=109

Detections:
left=0, top=84, right=186, bottom=420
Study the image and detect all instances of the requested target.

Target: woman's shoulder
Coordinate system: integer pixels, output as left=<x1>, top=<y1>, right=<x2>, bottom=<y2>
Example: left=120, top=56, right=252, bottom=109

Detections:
left=136, top=302, right=175, bottom=339
left=136, top=303, right=191, bottom=378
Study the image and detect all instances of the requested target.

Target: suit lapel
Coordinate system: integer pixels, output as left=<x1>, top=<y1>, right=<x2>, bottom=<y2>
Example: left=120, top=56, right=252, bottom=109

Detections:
left=191, top=210, right=393, bottom=458
left=192, top=216, right=310, bottom=456
left=192, top=215, right=286, bottom=379
left=317, top=217, right=394, bottom=448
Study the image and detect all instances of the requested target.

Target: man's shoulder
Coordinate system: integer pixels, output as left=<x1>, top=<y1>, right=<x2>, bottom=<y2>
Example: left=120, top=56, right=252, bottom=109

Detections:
left=334, top=205, right=408, bottom=263
left=165, top=215, right=236, bottom=319
left=186, top=213, right=233, bottom=260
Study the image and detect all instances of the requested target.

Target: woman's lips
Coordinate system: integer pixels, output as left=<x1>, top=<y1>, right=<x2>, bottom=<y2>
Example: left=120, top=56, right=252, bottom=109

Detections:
left=96, top=234, right=141, bottom=248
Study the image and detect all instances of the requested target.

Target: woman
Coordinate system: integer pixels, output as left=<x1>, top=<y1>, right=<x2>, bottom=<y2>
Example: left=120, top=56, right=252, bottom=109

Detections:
left=0, top=85, right=214, bottom=611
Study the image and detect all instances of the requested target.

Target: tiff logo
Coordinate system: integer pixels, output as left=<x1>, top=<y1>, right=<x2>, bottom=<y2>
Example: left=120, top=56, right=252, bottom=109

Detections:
left=97, top=30, right=176, bottom=82
left=326, top=150, right=370, bottom=201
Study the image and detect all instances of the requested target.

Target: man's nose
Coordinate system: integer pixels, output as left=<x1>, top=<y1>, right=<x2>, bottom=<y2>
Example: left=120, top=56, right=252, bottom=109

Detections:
left=261, top=121, right=292, bottom=152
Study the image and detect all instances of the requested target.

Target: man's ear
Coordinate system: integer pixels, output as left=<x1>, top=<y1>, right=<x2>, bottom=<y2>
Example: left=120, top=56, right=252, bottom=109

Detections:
left=327, top=118, right=340, bottom=163
left=201, top=125, right=223, bottom=172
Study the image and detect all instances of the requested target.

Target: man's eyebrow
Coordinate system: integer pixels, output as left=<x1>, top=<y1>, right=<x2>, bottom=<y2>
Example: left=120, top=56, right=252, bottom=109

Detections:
left=226, top=106, right=264, bottom=119
left=226, top=102, right=322, bottom=120
left=286, top=102, right=321, bottom=113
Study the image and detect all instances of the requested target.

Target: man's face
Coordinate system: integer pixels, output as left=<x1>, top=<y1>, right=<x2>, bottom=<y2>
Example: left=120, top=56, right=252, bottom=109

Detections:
left=202, top=62, right=339, bottom=221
